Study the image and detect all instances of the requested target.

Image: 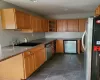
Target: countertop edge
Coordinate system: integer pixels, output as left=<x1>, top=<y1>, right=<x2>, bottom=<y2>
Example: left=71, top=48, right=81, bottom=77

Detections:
left=0, top=39, right=56, bottom=62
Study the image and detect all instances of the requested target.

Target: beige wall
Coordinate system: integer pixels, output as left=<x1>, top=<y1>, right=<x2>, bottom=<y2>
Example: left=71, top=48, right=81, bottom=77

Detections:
left=0, top=1, right=45, bottom=47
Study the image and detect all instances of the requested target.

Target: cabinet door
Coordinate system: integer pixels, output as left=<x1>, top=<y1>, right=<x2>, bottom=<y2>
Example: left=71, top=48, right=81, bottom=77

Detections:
left=45, top=20, right=49, bottom=32
left=56, top=40, right=64, bottom=53
left=67, top=19, right=78, bottom=32
left=41, top=18, right=45, bottom=32
left=34, top=50, right=41, bottom=69
left=73, top=19, right=79, bottom=32
left=79, top=19, right=87, bottom=32
left=2, top=8, right=16, bottom=29
left=57, top=20, right=67, bottom=32
left=15, top=10, right=24, bottom=29
left=36, top=17, right=43, bottom=32
left=24, top=13, right=31, bottom=29
left=57, top=20, right=63, bottom=32
left=77, top=40, right=81, bottom=54
left=34, top=48, right=46, bottom=69
left=40, top=18, right=43, bottom=32
left=39, top=48, right=46, bottom=64
left=31, top=16, right=37, bottom=32
left=24, top=55, right=31, bottom=78
left=42, top=19, right=48, bottom=32
left=67, top=20, right=74, bottom=32
left=63, top=20, right=68, bottom=32
left=30, top=53, right=35, bottom=73
left=24, top=52, right=35, bottom=79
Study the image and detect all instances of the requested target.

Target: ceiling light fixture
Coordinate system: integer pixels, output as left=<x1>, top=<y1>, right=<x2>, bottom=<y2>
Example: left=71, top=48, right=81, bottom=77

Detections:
left=30, top=0, right=37, bottom=2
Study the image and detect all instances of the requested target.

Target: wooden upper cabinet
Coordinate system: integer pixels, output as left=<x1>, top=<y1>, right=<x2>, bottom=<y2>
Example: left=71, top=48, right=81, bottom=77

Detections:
left=79, top=19, right=87, bottom=32
left=67, top=19, right=78, bottom=32
left=1, top=8, right=17, bottom=29
left=36, top=17, right=42, bottom=32
left=31, top=16, right=37, bottom=32
left=57, top=20, right=67, bottom=32
left=23, top=13, right=31, bottom=29
left=41, top=18, right=45, bottom=32
left=1, top=8, right=48, bottom=32
left=73, top=19, right=79, bottom=32
left=1, top=8, right=31, bottom=30
left=57, top=20, right=63, bottom=32
left=15, top=10, right=24, bottom=29
left=44, top=19, right=49, bottom=32
left=63, top=20, right=68, bottom=32
left=56, top=19, right=87, bottom=32
left=67, top=20, right=74, bottom=32
left=95, top=5, right=100, bottom=16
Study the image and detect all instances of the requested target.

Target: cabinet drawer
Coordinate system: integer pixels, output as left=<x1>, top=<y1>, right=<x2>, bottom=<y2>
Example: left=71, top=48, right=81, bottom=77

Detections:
left=31, top=44, right=44, bottom=52
left=23, top=44, right=44, bottom=58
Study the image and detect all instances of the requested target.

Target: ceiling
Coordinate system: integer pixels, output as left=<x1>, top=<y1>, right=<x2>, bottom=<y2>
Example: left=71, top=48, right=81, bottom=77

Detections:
left=3, top=0, right=100, bottom=16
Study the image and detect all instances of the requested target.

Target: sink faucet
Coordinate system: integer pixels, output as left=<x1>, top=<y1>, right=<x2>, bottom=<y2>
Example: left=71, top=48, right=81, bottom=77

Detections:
left=10, top=38, right=20, bottom=46
left=24, top=38, right=28, bottom=43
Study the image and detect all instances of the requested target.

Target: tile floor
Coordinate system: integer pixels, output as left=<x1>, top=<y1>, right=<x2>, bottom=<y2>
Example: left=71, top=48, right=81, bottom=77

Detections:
left=27, top=54, right=85, bottom=80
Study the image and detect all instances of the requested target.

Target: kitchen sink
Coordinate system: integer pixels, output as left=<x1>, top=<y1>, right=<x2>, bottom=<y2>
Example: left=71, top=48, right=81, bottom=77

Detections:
left=15, top=42, right=41, bottom=47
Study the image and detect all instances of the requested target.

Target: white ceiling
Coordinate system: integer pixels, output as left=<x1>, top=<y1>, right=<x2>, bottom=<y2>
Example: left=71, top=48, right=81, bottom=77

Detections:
left=3, top=0, right=100, bottom=16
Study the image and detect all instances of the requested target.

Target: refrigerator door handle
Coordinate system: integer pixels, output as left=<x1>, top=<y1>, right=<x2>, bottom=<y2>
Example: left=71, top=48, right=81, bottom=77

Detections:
left=82, top=31, right=86, bottom=50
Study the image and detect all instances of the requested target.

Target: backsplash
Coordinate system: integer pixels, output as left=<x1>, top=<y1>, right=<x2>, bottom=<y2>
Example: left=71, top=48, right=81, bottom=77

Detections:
left=45, top=32, right=83, bottom=39
left=0, top=17, right=45, bottom=47
left=0, top=1, right=45, bottom=47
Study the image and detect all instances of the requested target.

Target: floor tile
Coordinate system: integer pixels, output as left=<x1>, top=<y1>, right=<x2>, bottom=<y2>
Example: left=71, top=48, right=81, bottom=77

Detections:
left=27, top=53, right=85, bottom=80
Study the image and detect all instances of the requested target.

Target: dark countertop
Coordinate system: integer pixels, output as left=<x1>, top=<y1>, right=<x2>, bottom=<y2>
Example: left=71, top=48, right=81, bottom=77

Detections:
left=0, top=38, right=56, bottom=62
left=0, top=38, right=81, bottom=62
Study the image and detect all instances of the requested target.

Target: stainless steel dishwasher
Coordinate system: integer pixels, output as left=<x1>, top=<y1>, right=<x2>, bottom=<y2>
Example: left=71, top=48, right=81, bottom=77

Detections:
left=45, top=43, right=52, bottom=60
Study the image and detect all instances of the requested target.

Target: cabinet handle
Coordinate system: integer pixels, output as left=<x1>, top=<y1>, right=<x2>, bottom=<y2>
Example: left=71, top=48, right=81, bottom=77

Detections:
left=28, top=51, right=31, bottom=54
left=32, top=53, right=34, bottom=55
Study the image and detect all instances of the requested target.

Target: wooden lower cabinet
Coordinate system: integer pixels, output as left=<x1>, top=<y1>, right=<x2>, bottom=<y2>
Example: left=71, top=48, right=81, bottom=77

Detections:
left=0, top=54, right=24, bottom=80
left=56, top=40, right=82, bottom=54
left=24, top=55, right=31, bottom=78
left=56, top=40, right=64, bottom=53
left=0, top=45, right=46, bottom=80
left=23, top=47, right=46, bottom=79
left=77, top=40, right=81, bottom=54
left=34, top=48, right=46, bottom=69
left=24, top=52, right=35, bottom=79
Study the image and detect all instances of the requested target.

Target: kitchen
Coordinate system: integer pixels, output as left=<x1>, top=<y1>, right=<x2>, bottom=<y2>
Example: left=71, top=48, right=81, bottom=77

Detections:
left=0, top=0, right=100, bottom=80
